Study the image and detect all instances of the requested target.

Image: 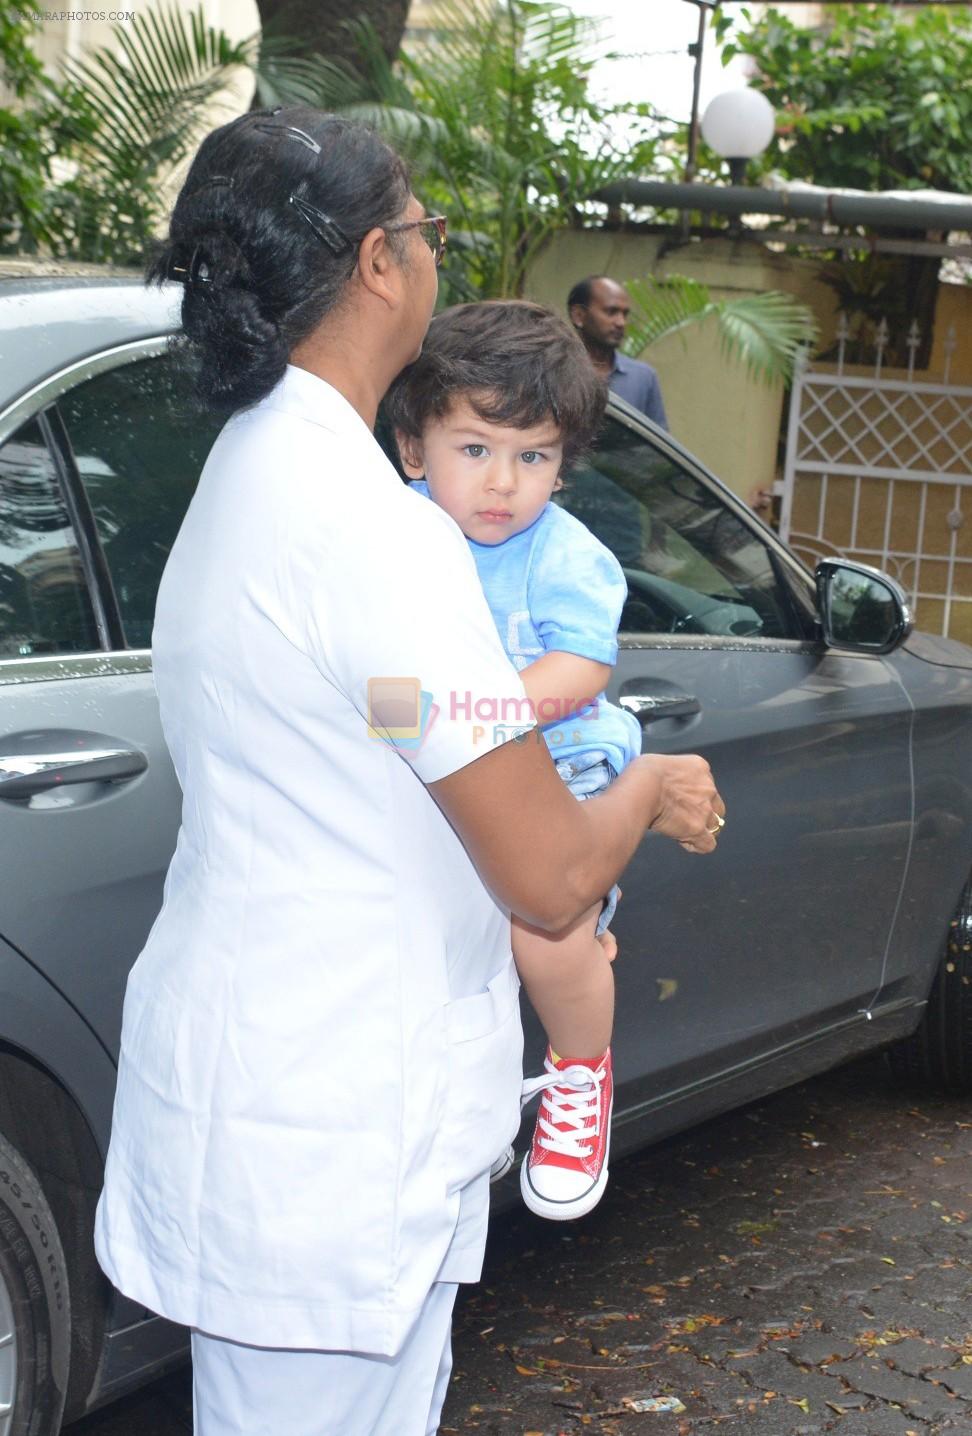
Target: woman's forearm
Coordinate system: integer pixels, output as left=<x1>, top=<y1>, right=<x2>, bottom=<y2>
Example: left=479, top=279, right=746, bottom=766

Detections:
left=431, top=737, right=721, bottom=933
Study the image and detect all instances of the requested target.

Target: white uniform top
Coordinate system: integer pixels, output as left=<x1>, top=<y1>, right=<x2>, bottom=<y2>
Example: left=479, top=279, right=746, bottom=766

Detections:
left=94, top=366, right=529, bottom=1356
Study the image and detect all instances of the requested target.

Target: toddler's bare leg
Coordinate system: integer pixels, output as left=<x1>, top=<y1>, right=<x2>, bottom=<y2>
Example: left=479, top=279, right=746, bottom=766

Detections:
left=512, top=902, right=614, bottom=1060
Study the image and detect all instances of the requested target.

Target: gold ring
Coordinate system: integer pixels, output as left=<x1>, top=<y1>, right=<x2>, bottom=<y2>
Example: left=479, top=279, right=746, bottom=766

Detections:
left=706, top=814, right=725, bottom=835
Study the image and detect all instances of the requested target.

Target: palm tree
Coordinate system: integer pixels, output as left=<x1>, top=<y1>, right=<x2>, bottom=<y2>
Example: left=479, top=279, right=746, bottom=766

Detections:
left=253, top=0, right=408, bottom=83
left=623, top=275, right=818, bottom=386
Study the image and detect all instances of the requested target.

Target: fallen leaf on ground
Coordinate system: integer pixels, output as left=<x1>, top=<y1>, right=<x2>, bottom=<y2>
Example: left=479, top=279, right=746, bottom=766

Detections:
left=623, top=1395, right=687, bottom=1413
left=669, top=1315, right=726, bottom=1334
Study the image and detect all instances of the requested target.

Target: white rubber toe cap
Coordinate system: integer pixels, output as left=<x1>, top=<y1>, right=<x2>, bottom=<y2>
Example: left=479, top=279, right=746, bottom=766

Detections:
left=520, top=1155, right=609, bottom=1221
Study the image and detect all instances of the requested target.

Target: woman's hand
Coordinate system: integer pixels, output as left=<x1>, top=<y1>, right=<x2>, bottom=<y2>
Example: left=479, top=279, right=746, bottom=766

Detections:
left=636, top=753, right=725, bottom=855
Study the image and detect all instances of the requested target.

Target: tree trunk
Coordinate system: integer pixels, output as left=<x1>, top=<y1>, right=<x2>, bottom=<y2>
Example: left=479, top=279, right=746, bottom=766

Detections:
left=254, top=0, right=410, bottom=73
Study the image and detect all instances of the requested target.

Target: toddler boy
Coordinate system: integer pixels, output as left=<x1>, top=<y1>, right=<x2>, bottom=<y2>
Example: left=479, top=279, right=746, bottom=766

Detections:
left=387, top=300, right=642, bottom=1219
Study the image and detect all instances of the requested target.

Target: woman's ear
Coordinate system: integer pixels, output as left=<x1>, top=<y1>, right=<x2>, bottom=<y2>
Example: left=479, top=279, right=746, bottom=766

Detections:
left=357, top=226, right=399, bottom=307
left=396, top=429, right=425, bottom=479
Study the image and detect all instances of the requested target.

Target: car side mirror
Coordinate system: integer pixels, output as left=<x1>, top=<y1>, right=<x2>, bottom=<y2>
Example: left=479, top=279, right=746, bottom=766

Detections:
left=815, top=559, right=913, bottom=655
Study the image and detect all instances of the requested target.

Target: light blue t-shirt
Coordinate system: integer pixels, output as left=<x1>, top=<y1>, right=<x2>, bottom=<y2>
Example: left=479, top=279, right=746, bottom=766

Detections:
left=410, top=481, right=642, bottom=775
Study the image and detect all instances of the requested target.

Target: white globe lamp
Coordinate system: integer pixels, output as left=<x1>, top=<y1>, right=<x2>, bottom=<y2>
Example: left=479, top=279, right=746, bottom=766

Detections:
left=701, top=88, right=776, bottom=185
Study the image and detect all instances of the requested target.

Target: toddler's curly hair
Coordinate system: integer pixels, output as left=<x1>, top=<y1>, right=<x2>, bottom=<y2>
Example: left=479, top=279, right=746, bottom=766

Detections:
left=385, top=299, right=606, bottom=474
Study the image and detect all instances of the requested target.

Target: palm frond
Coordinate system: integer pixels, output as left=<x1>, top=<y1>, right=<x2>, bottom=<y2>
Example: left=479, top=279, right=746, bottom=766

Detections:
left=713, top=292, right=817, bottom=385
left=54, top=2, right=256, bottom=260
left=252, top=21, right=444, bottom=161
left=252, top=49, right=369, bottom=110
left=625, top=277, right=817, bottom=386
left=62, top=3, right=254, bottom=175
left=339, top=103, right=451, bottom=157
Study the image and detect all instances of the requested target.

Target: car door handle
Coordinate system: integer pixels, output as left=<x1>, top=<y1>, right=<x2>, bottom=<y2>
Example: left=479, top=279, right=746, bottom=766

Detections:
left=619, top=692, right=702, bottom=724
left=0, top=730, right=148, bottom=800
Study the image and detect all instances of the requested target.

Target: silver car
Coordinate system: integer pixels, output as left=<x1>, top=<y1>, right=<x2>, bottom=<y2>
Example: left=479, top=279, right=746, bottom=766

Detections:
left=2, top=274, right=971, bottom=1434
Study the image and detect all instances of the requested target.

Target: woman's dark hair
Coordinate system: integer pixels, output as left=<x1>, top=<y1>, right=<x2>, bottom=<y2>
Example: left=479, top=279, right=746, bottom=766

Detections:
left=149, top=107, right=411, bottom=412
left=385, top=300, right=606, bottom=473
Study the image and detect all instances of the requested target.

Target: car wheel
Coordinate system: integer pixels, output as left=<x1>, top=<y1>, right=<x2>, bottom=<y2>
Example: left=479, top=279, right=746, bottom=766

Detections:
left=887, top=875, right=972, bottom=1093
left=0, top=1131, right=70, bottom=1436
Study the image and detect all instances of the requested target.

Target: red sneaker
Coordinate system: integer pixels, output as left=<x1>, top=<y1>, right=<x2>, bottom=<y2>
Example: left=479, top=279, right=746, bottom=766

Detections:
left=519, top=1048, right=613, bottom=1220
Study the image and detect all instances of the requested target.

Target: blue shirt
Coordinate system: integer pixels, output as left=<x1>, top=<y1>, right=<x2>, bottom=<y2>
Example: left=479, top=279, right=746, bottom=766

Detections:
left=609, top=352, right=668, bottom=429
left=411, top=482, right=642, bottom=775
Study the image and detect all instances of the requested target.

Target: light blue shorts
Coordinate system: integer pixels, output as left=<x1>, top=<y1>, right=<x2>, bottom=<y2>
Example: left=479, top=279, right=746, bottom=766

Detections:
left=553, top=748, right=621, bottom=938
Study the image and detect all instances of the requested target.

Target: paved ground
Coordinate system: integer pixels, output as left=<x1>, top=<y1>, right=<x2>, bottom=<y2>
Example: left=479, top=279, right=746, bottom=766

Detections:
left=72, top=1053, right=972, bottom=1434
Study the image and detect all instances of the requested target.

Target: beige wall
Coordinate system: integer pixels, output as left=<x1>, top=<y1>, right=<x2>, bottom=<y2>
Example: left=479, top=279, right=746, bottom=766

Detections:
left=930, top=283, right=972, bottom=385
left=525, top=230, right=835, bottom=502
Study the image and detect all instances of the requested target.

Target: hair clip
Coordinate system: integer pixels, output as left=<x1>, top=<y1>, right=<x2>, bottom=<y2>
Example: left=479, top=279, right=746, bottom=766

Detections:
left=251, top=120, right=322, bottom=155
left=185, top=174, right=232, bottom=202
left=289, top=191, right=351, bottom=253
left=168, top=245, right=214, bottom=287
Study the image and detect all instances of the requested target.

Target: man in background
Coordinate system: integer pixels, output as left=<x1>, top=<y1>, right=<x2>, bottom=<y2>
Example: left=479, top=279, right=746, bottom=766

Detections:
left=567, top=275, right=668, bottom=430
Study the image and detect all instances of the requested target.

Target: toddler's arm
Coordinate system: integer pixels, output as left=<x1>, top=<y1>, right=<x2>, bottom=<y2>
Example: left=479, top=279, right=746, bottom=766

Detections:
left=521, top=651, right=610, bottom=724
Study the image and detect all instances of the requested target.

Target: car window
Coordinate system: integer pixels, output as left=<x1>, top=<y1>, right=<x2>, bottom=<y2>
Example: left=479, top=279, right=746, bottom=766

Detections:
left=555, top=415, right=796, bottom=639
left=58, top=354, right=223, bottom=648
left=0, top=417, right=100, bottom=658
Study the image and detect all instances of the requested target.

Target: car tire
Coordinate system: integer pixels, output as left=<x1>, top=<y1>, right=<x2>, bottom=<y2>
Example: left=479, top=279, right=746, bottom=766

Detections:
left=0, top=1130, right=70, bottom=1436
left=887, top=875, right=972, bottom=1093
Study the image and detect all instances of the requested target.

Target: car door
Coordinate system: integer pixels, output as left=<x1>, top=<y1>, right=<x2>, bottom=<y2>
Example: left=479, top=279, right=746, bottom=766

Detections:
left=0, top=345, right=220, bottom=1059
left=554, top=407, right=914, bottom=1108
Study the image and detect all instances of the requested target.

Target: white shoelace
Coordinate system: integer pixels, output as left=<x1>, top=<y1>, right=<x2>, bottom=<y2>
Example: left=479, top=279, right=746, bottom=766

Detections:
left=520, top=1059, right=604, bottom=1160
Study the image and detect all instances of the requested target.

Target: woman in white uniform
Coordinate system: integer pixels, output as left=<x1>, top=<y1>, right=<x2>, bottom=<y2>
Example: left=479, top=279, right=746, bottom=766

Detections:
left=94, top=107, right=724, bottom=1435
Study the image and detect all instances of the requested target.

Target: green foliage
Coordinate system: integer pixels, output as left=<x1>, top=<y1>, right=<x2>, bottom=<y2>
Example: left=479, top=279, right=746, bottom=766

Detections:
left=52, top=5, right=256, bottom=263
left=713, top=4, right=972, bottom=194
left=0, top=11, right=60, bottom=253
left=1, top=4, right=254, bottom=262
left=262, top=0, right=664, bottom=299
left=623, top=276, right=817, bottom=388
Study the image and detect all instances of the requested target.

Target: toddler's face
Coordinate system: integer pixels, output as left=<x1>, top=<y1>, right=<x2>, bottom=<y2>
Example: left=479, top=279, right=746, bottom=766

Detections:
left=399, top=396, right=565, bottom=546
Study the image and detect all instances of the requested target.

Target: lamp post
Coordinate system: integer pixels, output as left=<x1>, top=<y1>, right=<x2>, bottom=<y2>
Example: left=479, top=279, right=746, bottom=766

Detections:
left=679, top=0, right=718, bottom=243
left=681, top=0, right=718, bottom=189
left=700, top=88, right=775, bottom=240
left=700, top=88, right=776, bottom=187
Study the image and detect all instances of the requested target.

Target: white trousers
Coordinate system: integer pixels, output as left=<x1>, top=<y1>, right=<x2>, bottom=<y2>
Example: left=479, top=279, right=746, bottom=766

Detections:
left=191, top=1281, right=459, bottom=1436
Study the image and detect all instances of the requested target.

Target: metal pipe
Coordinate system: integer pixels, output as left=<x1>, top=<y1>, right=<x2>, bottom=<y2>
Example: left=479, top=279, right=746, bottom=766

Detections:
left=595, top=179, right=972, bottom=232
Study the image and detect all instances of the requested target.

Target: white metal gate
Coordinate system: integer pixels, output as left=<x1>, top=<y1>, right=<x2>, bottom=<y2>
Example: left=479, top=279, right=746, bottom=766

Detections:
left=779, top=316, right=972, bottom=642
